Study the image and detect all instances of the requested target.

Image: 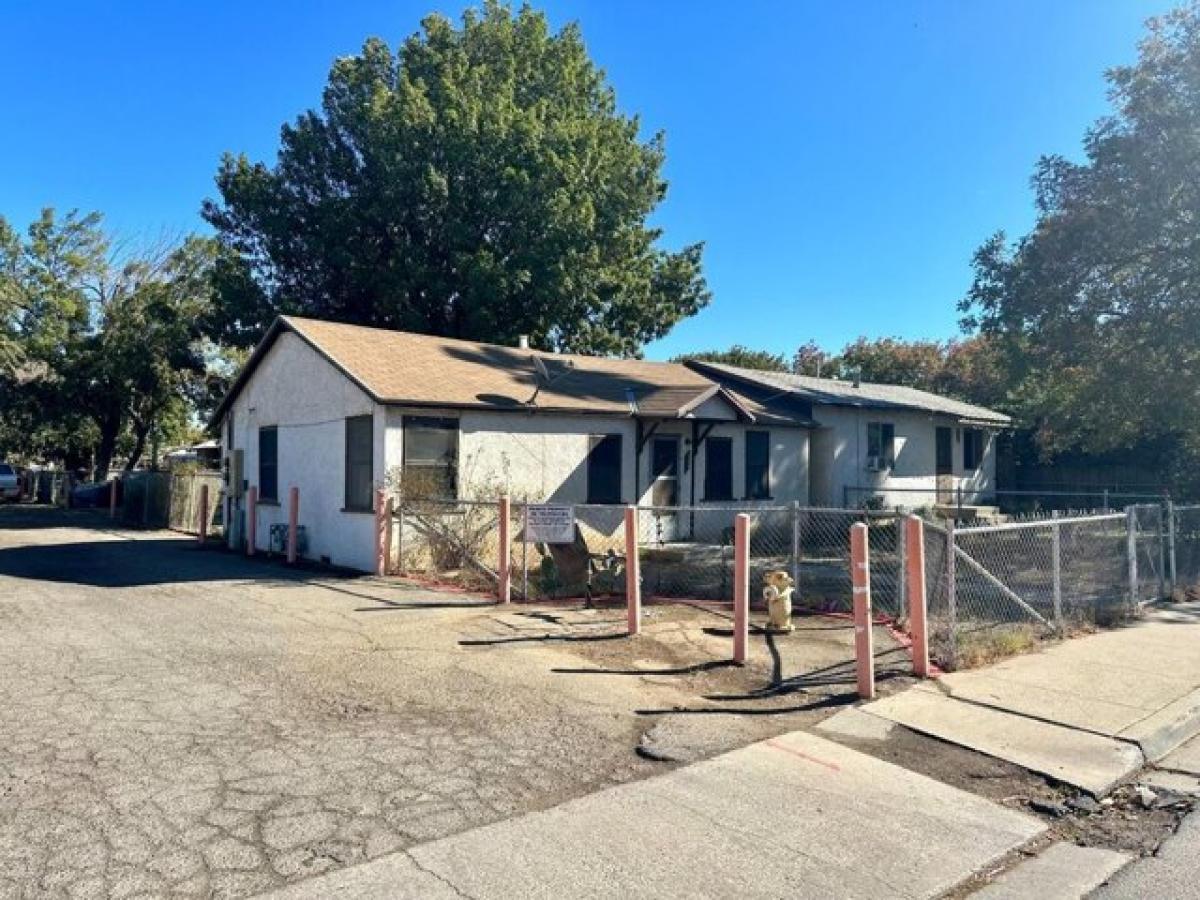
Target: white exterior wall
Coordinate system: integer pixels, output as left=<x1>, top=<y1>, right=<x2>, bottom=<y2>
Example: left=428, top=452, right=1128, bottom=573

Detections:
left=224, top=332, right=383, bottom=572
left=382, top=409, right=809, bottom=509
left=807, top=404, right=997, bottom=508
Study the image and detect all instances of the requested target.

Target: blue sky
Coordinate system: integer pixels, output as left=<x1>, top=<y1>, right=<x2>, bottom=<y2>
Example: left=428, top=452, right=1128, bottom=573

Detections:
left=0, top=0, right=1167, bottom=360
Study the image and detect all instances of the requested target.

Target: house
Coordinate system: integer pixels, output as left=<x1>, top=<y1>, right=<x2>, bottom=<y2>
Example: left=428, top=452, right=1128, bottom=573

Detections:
left=212, top=316, right=815, bottom=571
left=685, top=362, right=1011, bottom=509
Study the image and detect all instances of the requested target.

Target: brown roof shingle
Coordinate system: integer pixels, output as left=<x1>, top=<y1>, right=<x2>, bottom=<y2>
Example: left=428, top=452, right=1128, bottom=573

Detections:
left=214, top=317, right=814, bottom=427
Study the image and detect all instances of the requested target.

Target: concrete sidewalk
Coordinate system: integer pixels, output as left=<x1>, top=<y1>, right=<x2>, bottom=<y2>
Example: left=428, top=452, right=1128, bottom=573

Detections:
left=857, top=602, right=1200, bottom=795
left=259, top=731, right=1044, bottom=900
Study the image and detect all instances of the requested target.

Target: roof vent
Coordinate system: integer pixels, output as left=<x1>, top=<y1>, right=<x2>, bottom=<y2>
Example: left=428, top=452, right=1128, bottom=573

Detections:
left=517, top=334, right=530, bottom=350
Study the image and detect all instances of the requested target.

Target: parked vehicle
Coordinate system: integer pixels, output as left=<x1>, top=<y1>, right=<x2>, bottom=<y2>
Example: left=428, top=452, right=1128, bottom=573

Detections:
left=0, top=463, right=18, bottom=501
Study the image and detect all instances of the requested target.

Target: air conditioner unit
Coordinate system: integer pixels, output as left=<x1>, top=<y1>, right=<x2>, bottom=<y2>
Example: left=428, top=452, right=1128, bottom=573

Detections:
left=865, top=456, right=889, bottom=473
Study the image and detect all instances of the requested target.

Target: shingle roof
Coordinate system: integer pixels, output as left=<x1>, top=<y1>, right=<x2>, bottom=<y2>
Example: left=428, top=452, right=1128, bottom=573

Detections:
left=213, top=317, right=815, bottom=427
left=688, top=361, right=1012, bottom=425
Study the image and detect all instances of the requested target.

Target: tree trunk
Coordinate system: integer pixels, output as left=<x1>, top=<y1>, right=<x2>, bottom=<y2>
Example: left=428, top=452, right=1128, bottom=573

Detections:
left=125, top=422, right=149, bottom=472
left=93, top=410, right=122, bottom=482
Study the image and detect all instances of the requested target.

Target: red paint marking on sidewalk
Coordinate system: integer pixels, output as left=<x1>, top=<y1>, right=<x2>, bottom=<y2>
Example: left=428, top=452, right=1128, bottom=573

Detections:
left=764, top=739, right=842, bottom=772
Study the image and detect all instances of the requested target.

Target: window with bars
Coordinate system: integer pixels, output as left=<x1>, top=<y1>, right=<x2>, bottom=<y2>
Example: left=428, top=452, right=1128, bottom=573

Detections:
left=401, top=416, right=458, bottom=500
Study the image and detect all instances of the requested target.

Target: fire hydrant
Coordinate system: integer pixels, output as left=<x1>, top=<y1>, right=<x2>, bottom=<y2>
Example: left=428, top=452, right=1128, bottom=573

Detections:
left=762, top=570, right=795, bottom=633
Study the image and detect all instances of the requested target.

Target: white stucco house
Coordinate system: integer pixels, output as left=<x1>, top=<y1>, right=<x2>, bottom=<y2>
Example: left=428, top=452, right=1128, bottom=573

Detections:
left=212, top=316, right=1010, bottom=572
left=685, top=362, right=1011, bottom=509
left=211, top=316, right=815, bottom=571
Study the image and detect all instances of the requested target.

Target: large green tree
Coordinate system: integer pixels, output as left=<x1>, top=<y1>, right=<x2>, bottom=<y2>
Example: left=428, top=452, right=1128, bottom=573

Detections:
left=670, top=345, right=789, bottom=372
left=963, top=4, right=1200, bottom=483
left=203, top=1, right=709, bottom=355
left=0, top=210, right=215, bottom=475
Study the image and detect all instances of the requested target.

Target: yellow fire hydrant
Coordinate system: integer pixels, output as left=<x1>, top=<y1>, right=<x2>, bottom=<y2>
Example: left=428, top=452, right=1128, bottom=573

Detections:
left=762, top=570, right=795, bottom=633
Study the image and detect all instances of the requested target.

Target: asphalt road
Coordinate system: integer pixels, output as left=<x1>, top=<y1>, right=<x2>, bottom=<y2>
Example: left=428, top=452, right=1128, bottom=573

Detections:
left=0, top=508, right=681, bottom=899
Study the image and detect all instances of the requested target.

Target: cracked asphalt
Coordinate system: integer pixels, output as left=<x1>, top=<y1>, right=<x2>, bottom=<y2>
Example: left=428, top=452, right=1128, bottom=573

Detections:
left=0, top=508, right=700, bottom=900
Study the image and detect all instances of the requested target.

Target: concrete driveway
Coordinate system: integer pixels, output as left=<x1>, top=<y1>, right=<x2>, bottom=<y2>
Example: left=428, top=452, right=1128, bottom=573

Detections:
left=0, top=507, right=892, bottom=900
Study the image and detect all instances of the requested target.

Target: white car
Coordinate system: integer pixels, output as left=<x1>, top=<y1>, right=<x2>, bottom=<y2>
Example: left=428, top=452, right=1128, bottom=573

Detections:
left=0, top=463, right=19, bottom=502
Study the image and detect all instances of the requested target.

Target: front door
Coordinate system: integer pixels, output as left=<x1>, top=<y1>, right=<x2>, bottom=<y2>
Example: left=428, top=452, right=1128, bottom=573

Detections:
left=935, top=426, right=954, bottom=503
left=650, top=436, right=680, bottom=541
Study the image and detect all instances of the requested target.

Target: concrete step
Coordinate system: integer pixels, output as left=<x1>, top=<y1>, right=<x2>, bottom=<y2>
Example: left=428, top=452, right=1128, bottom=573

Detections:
left=969, top=841, right=1130, bottom=898
left=863, top=687, right=1145, bottom=796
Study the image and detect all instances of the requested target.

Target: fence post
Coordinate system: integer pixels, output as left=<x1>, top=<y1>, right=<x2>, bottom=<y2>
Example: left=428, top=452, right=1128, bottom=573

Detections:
left=790, top=500, right=801, bottom=593
left=850, top=522, right=876, bottom=699
left=1157, top=504, right=1167, bottom=601
left=1168, top=500, right=1178, bottom=600
left=498, top=496, right=511, bottom=604
left=287, top=487, right=299, bottom=564
left=522, top=502, right=530, bottom=601
left=397, top=498, right=406, bottom=575
left=198, top=483, right=209, bottom=544
left=109, top=478, right=118, bottom=519
left=732, top=513, right=750, bottom=664
left=945, top=517, right=957, bottom=670
left=374, top=488, right=388, bottom=576
left=896, top=514, right=908, bottom=623
left=1051, top=511, right=1063, bottom=634
left=625, top=506, right=641, bottom=635
left=1127, top=506, right=1139, bottom=609
left=246, top=486, right=258, bottom=556
left=904, top=516, right=929, bottom=678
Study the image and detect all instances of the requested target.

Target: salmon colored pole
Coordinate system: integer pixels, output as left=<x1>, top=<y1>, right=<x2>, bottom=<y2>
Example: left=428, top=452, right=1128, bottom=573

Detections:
left=904, top=515, right=930, bottom=678
left=197, top=484, right=209, bottom=544
left=498, top=495, right=511, bottom=603
left=109, top=478, right=118, bottom=518
left=374, top=488, right=388, bottom=576
left=287, top=486, right=299, bottom=564
left=850, top=522, right=875, bottom=699
left=733, top=513, right=750, bottom=664
left=625, top=506, right=641, bottom=635
left=246, top=486, right=258, bottom=556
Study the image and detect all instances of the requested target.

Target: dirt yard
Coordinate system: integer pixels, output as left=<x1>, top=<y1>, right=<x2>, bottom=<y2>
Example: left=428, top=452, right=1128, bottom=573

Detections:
left=0, top=507, right=907, bottom=900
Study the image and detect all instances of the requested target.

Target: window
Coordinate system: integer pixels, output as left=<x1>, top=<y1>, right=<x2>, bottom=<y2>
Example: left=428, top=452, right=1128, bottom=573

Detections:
left=344, top=415, right=374, bottom=511
left=745, top=431, right=771, bottom=499
left=866, top=422, right=895, bottom=469
left=258, top=426, right=278, bottom=502
left=586, top=434, right=622, bottom=504
left=401, top=416, right=458, bottom=500
left=704, top=437, right=733, bottom=501
left=963, top=428, right=985, bottom=471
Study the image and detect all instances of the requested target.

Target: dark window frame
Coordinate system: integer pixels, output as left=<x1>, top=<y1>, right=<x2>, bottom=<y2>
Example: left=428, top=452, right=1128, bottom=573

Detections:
left=344, top=415, right=375, bottom=512
left=963, top=428, right=985, bottom=471
left=704, top=436, right=734, bottom=502
left=586, top=434, right=623, bottom=504
left=745, top=430, right=772, bottom=500
left=866, top=422, right=896, bottom=468
left=401, top=415, right=459, bottom=500
left=258, top=426, right=278, bottom=502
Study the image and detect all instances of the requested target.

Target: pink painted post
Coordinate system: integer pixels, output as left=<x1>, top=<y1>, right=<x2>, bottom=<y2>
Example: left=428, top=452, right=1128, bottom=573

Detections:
left=625, top=506, right=641, bottom=635
left=246, top=486, right=258, bottom=556
left=197, top=484, right=209, bottom=544
left=905, top=515, right=930, bottom=678
left=384, top=496, right=394, bottom=574
left=733, top=513, right=750, bottom=664
left=850, top=522, right=875, bottom=699
left=286, top=487, right=299, bottom=564
left=498, top=496, right=512, bottom=603
left=374, top=488, right=388, bottom=576
left=109, top=478, right=118, bottom=518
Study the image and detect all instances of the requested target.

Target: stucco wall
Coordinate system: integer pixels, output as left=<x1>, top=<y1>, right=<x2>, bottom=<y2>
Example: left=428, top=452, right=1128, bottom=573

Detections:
left=224, top=332, right=382, bottom=572
left=808, top=404, right=997, bottom=508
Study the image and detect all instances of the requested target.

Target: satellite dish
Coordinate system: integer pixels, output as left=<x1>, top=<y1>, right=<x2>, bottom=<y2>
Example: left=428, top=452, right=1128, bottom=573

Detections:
left=532, top=355, right=550, bottom=385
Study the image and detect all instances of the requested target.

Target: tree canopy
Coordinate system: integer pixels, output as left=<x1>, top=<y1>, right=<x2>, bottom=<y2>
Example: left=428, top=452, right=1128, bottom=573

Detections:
left=670, top=345, right=789, bottom=372
left=204, top=1, right=709, bottom=356
left=962, top=4, right=1200, bottom=480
